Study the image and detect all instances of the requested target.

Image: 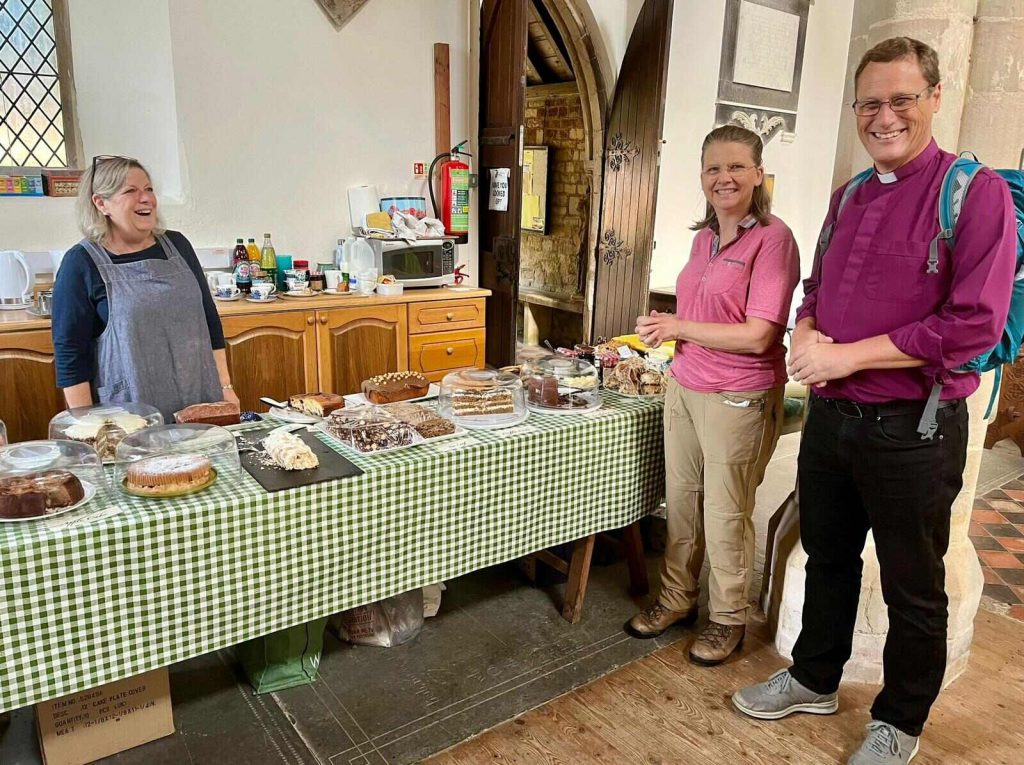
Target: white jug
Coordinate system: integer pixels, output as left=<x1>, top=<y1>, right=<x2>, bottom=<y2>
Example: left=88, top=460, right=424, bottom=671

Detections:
left=0, top=250, right=32, bottom=304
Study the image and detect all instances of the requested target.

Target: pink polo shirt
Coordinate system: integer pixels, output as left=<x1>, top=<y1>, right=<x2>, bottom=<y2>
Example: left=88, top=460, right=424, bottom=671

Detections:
left=670, top=214, right=800, bottom=392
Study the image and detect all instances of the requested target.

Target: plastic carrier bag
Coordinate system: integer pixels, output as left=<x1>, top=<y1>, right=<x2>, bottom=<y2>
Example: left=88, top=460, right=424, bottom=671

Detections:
left=334, top=589, right=425, bottom=648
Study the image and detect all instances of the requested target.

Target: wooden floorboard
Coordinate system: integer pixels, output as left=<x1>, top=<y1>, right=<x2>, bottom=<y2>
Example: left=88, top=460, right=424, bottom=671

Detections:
left=429, top=609, right=1023, bottom=764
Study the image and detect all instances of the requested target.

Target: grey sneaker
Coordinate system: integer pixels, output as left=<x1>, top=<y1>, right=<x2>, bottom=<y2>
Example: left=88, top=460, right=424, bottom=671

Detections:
left=848, top=721, right=920, bottom=764
left=731, top=668, right=839, bottom=720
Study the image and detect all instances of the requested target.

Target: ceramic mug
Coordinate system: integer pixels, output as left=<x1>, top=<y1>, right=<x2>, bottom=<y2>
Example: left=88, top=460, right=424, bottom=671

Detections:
left=324, top=271, right=343, bottom=290
left=251, top=281, right=276, bottom=300
left=216, top=285, right=241, bottom=299
left=215, top=272, right=235, bottom=287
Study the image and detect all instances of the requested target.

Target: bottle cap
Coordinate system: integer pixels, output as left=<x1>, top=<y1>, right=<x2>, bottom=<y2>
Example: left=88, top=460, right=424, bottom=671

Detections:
left=236, top=238, right=243, bottom=243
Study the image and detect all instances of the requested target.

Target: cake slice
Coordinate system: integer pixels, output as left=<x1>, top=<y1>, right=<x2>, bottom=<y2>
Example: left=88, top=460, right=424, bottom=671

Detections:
left=362, top=372, right=430, bottom=404
left=175, top=401, right=240, bottom=426
left=288, top=392, right=345, bottom=417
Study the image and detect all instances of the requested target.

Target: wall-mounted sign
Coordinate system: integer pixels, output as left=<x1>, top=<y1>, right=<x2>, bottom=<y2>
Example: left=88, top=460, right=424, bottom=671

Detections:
left=489, top=167, right=510, bottom=211
left=521, top=147, right=549, bottom=233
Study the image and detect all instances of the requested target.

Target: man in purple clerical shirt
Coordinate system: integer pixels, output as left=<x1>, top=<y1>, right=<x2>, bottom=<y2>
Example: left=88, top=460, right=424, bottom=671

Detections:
left=731, top=37, right=1016, bottom=765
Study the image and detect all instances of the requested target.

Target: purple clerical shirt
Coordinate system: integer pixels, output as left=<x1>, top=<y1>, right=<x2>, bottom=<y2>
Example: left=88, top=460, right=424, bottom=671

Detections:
left=795, top=140, right=1017, bottom=403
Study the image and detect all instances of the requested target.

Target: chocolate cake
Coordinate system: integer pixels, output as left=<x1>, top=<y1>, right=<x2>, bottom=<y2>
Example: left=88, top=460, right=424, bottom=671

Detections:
left=124, top=454, right=213, bottom=496
left=324, top=411, right=415, bottom=452
left=288, top=392, right=344, bottom=417
left=0, top=470, right=85, bottom=519
left=174, top=401, right=240, bottom=427
left=361, top=372, right=430, bottom=404
left=380, top=403, right=456, bottom=438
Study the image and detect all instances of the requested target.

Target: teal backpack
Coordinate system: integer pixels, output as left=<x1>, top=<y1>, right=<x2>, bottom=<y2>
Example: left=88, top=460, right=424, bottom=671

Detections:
left=817, top=154, right=1024, bottom=439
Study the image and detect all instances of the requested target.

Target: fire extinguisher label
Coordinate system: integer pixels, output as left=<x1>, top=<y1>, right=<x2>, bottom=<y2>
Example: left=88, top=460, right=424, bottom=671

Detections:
left=449, top=167, right=470, bottom=232
left=488, top=168, right=510, bottom=212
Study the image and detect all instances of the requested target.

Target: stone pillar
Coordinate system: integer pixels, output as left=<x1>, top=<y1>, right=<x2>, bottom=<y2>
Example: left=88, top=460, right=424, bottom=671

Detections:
left=958, top=0, right=1024, bottom=166
left=830, top=0, right=978, bottom=186
left=773, top=372, right=992, bottom=686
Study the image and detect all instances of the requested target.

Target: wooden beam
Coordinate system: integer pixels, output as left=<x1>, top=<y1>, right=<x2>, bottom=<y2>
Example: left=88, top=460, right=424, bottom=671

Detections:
left=51, top=0, right=83, bottom=168
left=434, top=43, right=451, bottom=156
left=525, top=52, right=543, bottom=85
left=525, top=82, right=579, bottom=99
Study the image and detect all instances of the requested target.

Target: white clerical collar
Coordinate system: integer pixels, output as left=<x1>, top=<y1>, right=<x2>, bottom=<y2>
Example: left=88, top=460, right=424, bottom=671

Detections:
left=876, top=170, right=898, bottom=184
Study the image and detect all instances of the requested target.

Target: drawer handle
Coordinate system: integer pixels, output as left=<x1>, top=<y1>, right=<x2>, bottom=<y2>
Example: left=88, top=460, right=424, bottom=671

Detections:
left=306, top=316, right=315, bottom=325
left=446, top=312, right=454, bottom=321
left=319, top=316, right=328, bottom=325
left=446, top=347, right=455, bottom=355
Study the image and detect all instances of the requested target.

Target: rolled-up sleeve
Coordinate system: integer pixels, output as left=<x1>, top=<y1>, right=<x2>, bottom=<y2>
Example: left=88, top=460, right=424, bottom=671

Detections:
left=887, top=171, right=1016, bottom=375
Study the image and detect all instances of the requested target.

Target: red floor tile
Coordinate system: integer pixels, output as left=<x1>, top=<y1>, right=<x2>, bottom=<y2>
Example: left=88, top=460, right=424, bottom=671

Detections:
left=1014, top=586, right=1024, bottom=602
left=969, top=522, right=989, bottom=537
left=999, top=537, right=1024, bottom=552
left=1002, top=489, right=1024, bottom=502
left=983, top=567, right=1003, bottom=584
left=1007, top=605, right=1024, bottom=622
left=972, top=510, right=1008, bottom=524
left=978, top=550, right=1024, bottom=569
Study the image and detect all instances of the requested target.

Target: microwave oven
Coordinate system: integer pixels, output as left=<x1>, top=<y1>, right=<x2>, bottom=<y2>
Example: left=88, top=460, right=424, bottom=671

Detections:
left=365, top=238, right=456, bottom=287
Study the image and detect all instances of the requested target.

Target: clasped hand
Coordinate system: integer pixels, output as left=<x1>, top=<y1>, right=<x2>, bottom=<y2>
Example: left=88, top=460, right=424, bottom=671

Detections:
left=787, top=327, right=856, bottom=387
left=636, top=310, right=683, bottom=349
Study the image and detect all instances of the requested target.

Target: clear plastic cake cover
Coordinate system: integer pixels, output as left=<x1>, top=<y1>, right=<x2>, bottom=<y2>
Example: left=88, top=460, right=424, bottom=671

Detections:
left=320, top=406, right=420, bottom=453
left=437, top=368, right=528, bottom=429
left=49, top=403, right=163, bottom=462
left=113, top=424, right=240, bottom=498
left=0, top=439, right=108, bottom=520
left=523, top=356, right=601, bottom=413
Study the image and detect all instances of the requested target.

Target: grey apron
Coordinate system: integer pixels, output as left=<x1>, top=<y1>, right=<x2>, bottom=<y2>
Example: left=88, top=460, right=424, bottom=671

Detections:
left=81, top=235, right=223, bottom=421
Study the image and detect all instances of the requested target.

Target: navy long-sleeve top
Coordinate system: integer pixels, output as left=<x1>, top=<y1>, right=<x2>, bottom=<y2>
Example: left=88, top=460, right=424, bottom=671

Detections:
left=52, top=230, right=225, bottom=388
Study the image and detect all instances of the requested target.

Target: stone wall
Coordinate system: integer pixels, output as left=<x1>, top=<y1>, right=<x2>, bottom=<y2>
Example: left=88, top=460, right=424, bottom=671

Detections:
left=519, top=88, right=589, bottom=298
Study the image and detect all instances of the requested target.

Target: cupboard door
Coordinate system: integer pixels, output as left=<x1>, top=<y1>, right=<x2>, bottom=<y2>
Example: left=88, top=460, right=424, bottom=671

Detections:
left=0, top=330, right=65, bottom=442
left=221, top=311, right=318, bottom=410
left=409, top=329, right=486, bottom=382
left=317, top=305, right=408, bottom=394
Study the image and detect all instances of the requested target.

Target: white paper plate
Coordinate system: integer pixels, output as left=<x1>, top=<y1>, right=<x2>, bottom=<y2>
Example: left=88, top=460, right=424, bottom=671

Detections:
left=343, top=383, right=441, bottom=406
left=267, top=406, right=320, bottom=424
left=0, top=479, right=97, bottom=523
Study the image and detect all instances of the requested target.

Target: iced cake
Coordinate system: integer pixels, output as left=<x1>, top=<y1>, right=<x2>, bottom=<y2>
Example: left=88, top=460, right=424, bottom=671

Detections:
left=288, top=392, right=344, bottom=418
left=361, top=372, right=430, bottom=404
left=64, top=413, right=148, bottom=459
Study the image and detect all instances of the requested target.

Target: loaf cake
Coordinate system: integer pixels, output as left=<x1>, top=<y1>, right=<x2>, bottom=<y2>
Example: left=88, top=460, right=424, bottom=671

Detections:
left=288, top=392, right=344, bottom=417
left=63, top=413, right=148, bottom=459
left=174, top=401, right=240, bottom=427
left=361, top=372, right=430, bottom=404
left=262, top=431, right=319, bottom=470
left=379, top=402, right=456, bottom=438
left=124, top=454, right=213, bottom=496
left=0, top=470, right=85, bottom=519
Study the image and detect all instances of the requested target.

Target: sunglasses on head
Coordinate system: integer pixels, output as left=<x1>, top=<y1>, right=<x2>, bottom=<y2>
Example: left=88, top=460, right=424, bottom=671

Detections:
left=90, top=154, right=137, bottom=195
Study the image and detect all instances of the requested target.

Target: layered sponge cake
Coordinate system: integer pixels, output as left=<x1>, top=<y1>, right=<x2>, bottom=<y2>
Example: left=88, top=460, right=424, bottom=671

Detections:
left=124, top=454, right=213, bottom=496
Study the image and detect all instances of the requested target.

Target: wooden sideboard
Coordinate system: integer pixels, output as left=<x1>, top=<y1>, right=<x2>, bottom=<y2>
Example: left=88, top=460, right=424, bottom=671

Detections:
left=0, top=288, right=489, bottom=441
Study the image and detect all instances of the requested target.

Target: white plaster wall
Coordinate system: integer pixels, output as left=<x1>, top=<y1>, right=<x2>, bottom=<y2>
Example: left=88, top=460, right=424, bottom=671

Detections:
left=0, top=0, right=476, bottom=279
left=644, top=0, right=856, bottom=313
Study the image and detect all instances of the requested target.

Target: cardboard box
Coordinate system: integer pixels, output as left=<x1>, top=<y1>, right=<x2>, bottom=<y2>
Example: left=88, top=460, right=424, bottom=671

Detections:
left=41, top=169, right=83, bottom=197
left=35, top=668, right=175, bottom=765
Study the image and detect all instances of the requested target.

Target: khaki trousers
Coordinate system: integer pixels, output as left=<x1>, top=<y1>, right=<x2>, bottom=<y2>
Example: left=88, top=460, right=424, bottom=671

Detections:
left=659, top=378, right=784, bottom=625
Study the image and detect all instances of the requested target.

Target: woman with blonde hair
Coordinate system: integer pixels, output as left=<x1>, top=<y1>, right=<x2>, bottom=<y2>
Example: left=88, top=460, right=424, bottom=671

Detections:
left=626, top=125, right=800, bottom=665
left=52, top=156, right=236, bottom=420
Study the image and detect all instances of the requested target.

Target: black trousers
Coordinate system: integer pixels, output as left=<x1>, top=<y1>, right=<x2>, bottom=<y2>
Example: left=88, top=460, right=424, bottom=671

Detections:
left=789, top=395, right=968, bottom=737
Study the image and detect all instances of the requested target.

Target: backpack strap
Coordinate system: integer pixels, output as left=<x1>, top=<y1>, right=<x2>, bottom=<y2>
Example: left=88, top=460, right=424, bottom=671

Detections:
left=816, top=168, right=874, bottom=256
left=917, top=157, right=986, bottom=439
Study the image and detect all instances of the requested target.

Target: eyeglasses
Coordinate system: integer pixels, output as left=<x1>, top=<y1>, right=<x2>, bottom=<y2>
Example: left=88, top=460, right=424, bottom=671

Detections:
left=851, top=85, right=935, bottom=117
left=701, top=163, right=757, bottom=179
left=89, top=154, right=134, bottom=195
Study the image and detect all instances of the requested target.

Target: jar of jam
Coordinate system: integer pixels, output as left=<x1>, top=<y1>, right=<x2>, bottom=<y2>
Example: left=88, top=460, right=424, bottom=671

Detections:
left=308, top=273, right=326, bottom=292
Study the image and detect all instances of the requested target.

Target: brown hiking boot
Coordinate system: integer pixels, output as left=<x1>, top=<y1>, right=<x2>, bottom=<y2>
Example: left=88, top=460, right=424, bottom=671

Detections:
left=688, top=621, right=745, bottom=665
left=624, top=601, right=697, bottom=639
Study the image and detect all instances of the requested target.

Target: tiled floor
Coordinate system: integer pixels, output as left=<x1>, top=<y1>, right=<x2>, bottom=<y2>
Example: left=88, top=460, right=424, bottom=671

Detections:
left=971, top=478, right=1024, bottom=622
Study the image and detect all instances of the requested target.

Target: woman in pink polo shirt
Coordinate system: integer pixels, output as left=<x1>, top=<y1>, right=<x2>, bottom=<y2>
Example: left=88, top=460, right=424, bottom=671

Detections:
left=627, top=125, right=800, bottom=666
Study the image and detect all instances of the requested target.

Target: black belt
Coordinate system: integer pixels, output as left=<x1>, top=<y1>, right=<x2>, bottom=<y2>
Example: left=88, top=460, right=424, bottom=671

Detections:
left=811, top=395, right=960, bottom=419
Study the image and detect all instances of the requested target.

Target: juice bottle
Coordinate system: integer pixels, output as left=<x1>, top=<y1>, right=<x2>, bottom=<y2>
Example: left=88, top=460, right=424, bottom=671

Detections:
left=260, top=233, right=278, bottom=286
left=246, top=238, right=260, bottom=263
left=232, top=238, right=251, bottom=294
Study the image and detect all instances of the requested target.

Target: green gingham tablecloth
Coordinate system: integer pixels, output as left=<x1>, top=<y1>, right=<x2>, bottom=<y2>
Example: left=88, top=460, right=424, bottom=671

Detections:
left=0, top=392, right=664, bottom=712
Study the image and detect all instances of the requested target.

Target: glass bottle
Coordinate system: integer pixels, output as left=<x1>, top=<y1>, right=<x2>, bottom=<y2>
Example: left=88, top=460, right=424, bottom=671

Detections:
left=260, top=233, right=278, bottom=286
left=232, top=238, right=251, bottom=293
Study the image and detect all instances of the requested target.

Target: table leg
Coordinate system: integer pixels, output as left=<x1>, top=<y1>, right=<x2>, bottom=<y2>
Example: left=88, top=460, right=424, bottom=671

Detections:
left=562, top=534, right=596, bottom=623
left=622, top=522, right=649, bottom=597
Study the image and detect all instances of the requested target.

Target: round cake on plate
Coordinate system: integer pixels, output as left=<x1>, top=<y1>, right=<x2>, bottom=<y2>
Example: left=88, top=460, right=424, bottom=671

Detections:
left=124, top=454, right=213, bottom=496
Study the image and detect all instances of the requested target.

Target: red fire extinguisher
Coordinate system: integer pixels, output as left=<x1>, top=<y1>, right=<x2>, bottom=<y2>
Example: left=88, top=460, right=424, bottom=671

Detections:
left=429, top=141, right=471, bottom=236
